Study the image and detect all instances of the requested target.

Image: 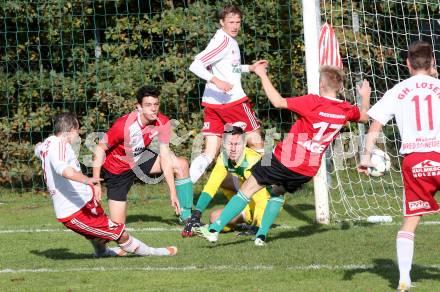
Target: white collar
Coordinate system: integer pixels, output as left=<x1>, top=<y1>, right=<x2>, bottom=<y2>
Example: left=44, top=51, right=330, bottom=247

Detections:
left=321, top=95, right=343, bottom=103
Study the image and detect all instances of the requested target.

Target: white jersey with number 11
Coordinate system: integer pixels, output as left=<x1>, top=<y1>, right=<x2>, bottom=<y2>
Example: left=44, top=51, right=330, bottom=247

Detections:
left=368, top=74, right=440, bottom=154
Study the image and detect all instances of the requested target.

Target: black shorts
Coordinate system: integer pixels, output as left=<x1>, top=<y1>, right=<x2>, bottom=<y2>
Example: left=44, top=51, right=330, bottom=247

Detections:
left=102, top=149, right=159, bottom=202
left=251, top=153, right=312, bottom=193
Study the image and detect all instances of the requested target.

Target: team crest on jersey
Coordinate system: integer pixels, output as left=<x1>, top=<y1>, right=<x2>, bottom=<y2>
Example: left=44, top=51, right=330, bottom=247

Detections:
left=232, top=64, right=242, bottom=74
left=411, top=160, right=440, bottom=177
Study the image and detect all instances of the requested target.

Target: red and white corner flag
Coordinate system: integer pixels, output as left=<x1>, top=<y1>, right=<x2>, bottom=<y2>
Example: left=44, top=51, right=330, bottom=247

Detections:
left=319, top=22, right=343, bottom=68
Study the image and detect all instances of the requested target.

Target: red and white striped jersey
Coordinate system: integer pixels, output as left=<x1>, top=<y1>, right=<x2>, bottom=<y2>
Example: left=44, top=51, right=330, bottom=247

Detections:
left=101, top=111, right=171, bottom=174
left=189, top=28, right=249, bottom=108
left=274, top=94, right=360, bottom=176
left=368, top=74, right=440, bottom=154
left=35, top=136, right=93, bottom=220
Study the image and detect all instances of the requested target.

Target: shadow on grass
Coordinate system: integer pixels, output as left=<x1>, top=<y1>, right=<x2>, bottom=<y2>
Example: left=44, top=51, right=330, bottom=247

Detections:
left=201, top=237, right=252, bottom=248
left=264, top=203, right=339, bottom=243
left=30, top=248, right=92, bottom=260
left=282, top=203, right=319, bottom=225
left=270, top=223, right=332, bottom=243
left=343, top=258, right=440, bottom=289
left=126, top=214, right=179, bottom=225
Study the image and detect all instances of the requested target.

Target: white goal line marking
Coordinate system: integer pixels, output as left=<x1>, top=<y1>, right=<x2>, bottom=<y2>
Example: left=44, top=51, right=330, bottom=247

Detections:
left=0, top=224, right=297, bottom=234
left=0, top=227, right=181, bottom=234
left=2, top=221, right=440, bottom=235
left=3, top=263, right=433, bottom=274
left=3, top=263, right=440, bottom=274
left=0, top=224, right=305, bottom=234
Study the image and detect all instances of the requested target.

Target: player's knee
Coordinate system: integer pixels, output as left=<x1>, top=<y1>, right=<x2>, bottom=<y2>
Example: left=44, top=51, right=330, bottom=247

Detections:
left=178, top=157, right=189, bottom=170
left=175, top=156, right=189, bottom=177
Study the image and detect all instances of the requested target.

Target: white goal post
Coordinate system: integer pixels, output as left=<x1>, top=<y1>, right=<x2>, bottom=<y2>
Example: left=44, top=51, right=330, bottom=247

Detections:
left=301, top=0, right=330, bottom=224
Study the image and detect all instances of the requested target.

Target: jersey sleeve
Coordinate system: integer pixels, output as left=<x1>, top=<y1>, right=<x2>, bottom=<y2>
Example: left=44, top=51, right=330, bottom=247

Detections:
left=194, top=33, right=230, bottom=67
left=201, top=156, right=228, bottom=197
left=101, top=118, right=125, bottom=149
left=241, top=64, right=250, bottom=73
left=189, top=59, right=214, bottom=82
left=48, top=140, right=70, bottom=176
left=367, top=91, right=395, bottom=125
left=345, top=104, right=361, bottom=122
left=286, top=95, right=315, bottom=116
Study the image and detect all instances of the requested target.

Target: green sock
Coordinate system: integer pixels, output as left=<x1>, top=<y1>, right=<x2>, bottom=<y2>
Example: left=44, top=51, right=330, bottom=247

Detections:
left=195, top=192, right=213, bottom=213
left=256, top=194, right=285, bottom=238
left=209, top=191, right=249, bottom=232
left=175, top=177, right=193, bottom=220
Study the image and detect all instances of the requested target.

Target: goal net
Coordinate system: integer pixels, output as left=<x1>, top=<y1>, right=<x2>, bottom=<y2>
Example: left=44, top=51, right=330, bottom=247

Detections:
left=321, top=0, right=440, bottom=221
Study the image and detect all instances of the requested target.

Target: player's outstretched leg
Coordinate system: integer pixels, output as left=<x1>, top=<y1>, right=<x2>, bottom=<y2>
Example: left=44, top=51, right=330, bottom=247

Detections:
left=254, top=194, right=284, bottom=246
left=118, top=232, right=177, bottom=256
left=195, top=191, right=249, bottom=242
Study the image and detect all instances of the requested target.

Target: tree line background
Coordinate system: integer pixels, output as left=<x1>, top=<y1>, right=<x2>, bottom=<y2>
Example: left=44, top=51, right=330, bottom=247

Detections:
left=1, top=0, right=438, bottom=190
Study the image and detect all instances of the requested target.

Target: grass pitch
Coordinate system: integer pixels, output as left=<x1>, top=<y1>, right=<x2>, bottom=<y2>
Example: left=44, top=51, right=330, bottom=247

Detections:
left=1, top=183, right=440, bottom=291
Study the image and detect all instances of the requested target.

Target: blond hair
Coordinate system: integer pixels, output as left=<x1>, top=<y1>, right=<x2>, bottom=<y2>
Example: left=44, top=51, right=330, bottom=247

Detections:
left=319, top=65, right=345, bottom=94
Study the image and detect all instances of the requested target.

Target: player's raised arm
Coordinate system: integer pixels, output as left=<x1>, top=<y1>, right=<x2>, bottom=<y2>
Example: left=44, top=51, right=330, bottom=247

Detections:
left=254, top=63, right=287, bottom=109
left=358, top=120, right=383, bottom=174
left=357, top=79, right=371, bottom=123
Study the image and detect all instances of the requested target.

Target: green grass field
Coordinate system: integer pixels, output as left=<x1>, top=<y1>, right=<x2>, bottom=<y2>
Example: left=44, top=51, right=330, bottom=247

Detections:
left=2, top=183, right=440, bottom=292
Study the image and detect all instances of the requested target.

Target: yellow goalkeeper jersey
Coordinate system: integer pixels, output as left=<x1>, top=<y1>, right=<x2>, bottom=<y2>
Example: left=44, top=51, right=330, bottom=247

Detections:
left=201, top=147, right=270, bottom=226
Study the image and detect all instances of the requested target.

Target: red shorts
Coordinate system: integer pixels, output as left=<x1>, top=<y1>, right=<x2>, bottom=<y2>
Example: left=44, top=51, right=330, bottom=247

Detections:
left=62, top=199, right=125, bottom=242
left=402, top=152, right=440, bottom=216
left=202, top=101, right=260, bottom=136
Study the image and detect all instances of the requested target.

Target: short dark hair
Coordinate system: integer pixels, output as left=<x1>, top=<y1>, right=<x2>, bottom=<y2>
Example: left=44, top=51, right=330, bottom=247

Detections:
left=408, top=41, right=434, bottom=70
left=54, top=112, right=79, bottom=135
left=219, top=5, right=242, bottom=20
left=136, top=86, right=160, bottom=104
left=223, top=125, right=245, bottom=136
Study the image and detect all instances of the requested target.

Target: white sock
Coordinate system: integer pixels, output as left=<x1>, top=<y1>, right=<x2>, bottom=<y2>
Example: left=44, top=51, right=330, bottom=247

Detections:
left=396, top=231, right=414, bottom=286
left=119, top=235, right=176, bottom=256
left=119, top=235, right=152, bottom=256
left=190, top=154, right=213, bottom=183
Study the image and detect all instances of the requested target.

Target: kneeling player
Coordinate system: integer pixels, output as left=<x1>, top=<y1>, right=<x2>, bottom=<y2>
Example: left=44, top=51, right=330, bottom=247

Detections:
left=35, top=112, right=177, bottom=257
left=182, top=125, right=279, bottom=237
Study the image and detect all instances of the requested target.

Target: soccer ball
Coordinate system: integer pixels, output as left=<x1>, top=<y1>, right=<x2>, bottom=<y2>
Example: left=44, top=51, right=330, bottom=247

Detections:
left=367, top=149, right=391, bottom=177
